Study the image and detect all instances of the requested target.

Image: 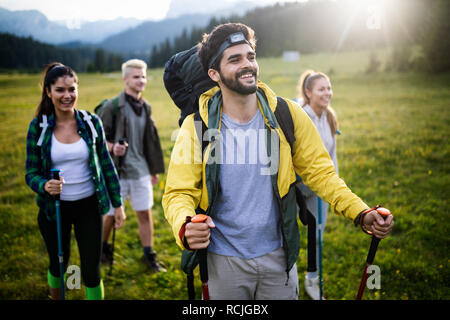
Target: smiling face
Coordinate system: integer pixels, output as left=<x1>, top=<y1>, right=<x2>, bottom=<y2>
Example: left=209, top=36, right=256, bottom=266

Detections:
left=123, top=67, right=147, bottom=95
left=46, top=75, right=78, bottom=114
left=211, top=43, right=259, bottom=95
left=306, top=76, right=333, bottom=113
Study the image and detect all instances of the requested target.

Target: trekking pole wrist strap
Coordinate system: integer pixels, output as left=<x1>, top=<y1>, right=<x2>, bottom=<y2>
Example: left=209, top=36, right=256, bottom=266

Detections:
left=179, top=216, right=192, bottom=251
left=359, top=205, right=381, bottom=235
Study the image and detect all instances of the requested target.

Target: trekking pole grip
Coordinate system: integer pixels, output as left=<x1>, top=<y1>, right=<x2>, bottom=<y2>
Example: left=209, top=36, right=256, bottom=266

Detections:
left=191, top=215, right=209, bottom=279
left=361, top=206, right=391, bottom=263
left=51, top=169, right=60, bottom=201
left=118, top=138, right=125, bottom=167
left=190, top=214, right=210, bottom=300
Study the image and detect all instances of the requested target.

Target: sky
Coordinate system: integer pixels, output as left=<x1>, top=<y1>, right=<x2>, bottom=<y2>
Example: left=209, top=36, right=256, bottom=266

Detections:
left=0, top=0, right=299, bottom=22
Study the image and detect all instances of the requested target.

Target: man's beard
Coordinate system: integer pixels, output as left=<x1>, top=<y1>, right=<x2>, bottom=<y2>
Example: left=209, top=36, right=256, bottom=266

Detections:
left=219, top=68, right=258, bottom=95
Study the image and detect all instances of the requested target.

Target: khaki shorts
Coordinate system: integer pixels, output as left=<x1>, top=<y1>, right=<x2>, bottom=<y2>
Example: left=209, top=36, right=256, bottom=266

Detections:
left=107, top=175, right=153, bottom=215
left=206, top=247, right=298, bottom=300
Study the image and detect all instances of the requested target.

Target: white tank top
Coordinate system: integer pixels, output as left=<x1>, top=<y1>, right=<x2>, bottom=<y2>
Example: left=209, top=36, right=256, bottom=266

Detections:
left=51, top=133, right=95, bottom=201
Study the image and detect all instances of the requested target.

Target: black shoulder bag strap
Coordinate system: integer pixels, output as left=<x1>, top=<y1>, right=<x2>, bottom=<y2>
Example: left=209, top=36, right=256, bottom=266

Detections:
left=274, top=97, right=317, bottom=273
left=182, top=111, right=209, bottom=300
left=194, top=111, right=209, bottom=157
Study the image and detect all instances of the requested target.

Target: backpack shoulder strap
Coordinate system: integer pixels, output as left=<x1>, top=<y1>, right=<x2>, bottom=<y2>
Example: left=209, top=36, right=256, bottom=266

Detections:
left=37, top=114, right=48, bottom=147
left=185, top=112, right=207, bottom=300
left=79, top=110, right=98, bottom=143
left=111, top=96, right=119, bottom=116
left=274, top=97, right=296, bottom=155
left=274, top=98, right=314, bottom=229
left=194, top=110, right=209, bottom=158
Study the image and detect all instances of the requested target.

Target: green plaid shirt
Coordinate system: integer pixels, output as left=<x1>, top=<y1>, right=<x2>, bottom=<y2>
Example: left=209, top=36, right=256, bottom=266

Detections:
left=25, top=109, right=122, bottom=221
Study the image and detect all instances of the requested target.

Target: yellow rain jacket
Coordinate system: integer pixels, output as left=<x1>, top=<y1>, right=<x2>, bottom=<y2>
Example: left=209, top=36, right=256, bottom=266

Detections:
left=162, top=81, right=368, bottom=271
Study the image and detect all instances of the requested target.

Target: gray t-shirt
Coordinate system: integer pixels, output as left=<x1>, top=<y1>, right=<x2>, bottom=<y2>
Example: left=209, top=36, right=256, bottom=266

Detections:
left=208, top=109, right=283, bottom=259
left=121, top=103, right=150, bottom=179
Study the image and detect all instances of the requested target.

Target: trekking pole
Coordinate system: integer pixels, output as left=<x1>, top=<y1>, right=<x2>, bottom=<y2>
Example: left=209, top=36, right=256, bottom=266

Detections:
left=51, top=169, right=65, bottom=300
left=356, top=206, right=391, bottom=300
left=109, top=138, right=124, bottom=276
left=109, top=217, right=116, bottom=276
left=191, top=214, right=210, bottom=300
left=118, top=138, right=125, bottom=168
left=317, top=197, right=323, bottom=300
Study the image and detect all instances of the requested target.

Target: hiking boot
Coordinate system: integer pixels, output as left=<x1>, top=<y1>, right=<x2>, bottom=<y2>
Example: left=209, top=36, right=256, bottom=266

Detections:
left=304, top=276, right=326, bottom=300
left=141, top=252, right=166, bottom=273
left=101, top=242, right=114, bottom=265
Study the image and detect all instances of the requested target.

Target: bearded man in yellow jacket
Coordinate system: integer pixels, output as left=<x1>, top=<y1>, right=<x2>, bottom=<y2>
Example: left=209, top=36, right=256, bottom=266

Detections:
left=162, top=22, right=394, bottom=300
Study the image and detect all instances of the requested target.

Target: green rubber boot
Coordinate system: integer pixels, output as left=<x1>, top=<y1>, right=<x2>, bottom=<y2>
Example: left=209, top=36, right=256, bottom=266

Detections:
left=85, top=280, right=104, bottom=300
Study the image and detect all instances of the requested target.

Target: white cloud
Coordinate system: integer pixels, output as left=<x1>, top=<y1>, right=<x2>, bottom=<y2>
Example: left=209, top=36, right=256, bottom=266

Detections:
left=0, top=0, right=305, bottom=22
left=0, top=0, right=171, bottom=21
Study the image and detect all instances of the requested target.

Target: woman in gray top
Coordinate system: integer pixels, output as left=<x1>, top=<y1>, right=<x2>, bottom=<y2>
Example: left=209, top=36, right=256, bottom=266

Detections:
left=296, top=69, right=339, bottom=300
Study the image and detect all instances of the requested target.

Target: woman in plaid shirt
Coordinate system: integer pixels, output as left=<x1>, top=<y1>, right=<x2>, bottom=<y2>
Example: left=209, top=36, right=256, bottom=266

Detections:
left=25, top=63, right=126, bottom=300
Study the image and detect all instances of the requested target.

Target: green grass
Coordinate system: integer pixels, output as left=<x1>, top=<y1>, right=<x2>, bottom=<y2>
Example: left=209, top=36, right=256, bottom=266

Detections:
left=0, top=49, right=448, bottom=300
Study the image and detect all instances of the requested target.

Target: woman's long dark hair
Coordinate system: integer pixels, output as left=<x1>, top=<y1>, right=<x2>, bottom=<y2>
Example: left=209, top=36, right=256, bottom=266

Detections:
left=36, top=62, right=79, bottom=117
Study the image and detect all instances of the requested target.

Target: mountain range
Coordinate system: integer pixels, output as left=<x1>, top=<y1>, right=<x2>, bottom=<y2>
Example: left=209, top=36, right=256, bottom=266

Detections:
left=165, top=0, right=265, bottom=19
left=0, top=7, right=143, bottom=44
left=0, top=0, right=269, bottom=55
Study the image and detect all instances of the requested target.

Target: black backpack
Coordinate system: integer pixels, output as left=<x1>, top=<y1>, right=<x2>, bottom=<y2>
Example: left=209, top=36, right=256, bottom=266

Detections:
left=163, top=46, right=317, bottom=299
left=163, top=45, right=217, bottom=127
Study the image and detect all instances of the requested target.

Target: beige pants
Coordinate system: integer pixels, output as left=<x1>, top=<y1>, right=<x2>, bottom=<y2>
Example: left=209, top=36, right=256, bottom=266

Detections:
left=206, top=247, right=298, bottom=300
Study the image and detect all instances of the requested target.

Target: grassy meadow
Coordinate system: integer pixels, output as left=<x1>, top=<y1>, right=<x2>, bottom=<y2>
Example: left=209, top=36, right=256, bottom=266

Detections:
left=0, top=49, right=449, bottom=300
